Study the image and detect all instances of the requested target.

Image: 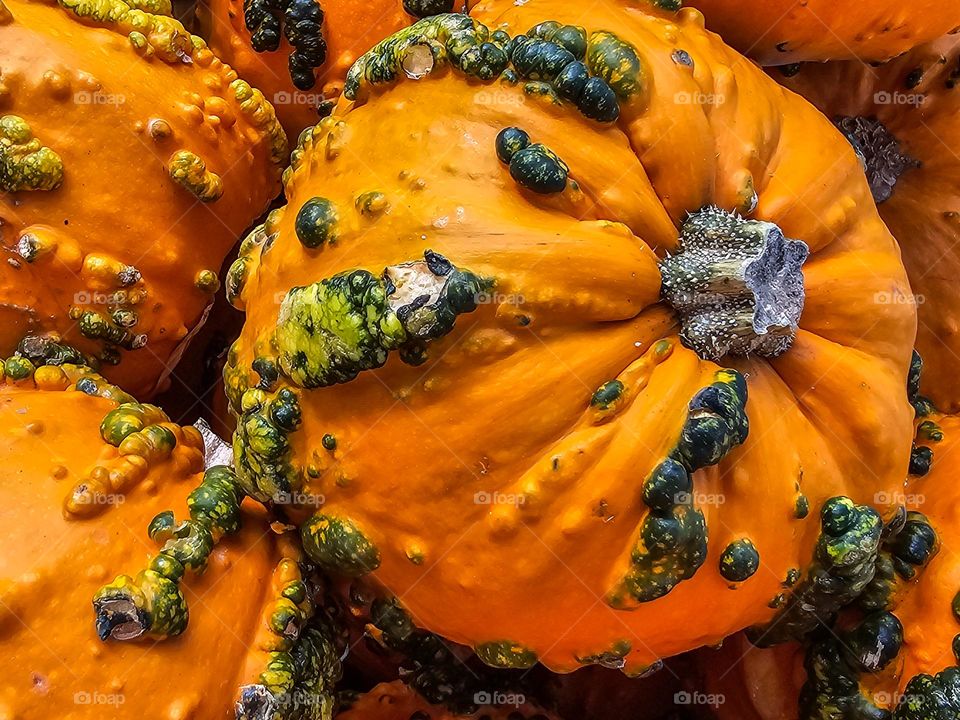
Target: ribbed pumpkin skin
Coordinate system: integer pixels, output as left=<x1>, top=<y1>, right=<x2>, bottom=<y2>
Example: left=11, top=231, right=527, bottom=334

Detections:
left=227, top=0, right=915, bottom=673
left=0, top=374, right=280, bottom=719
left=777, top=36, right=960, bottom=413
left=686, top=0, right=960, bottom=65
left=338, top=682, right=553, bottom=720
left=196, top=0, right=413, bottom=138
left=0, top=0, right=285, bottom=398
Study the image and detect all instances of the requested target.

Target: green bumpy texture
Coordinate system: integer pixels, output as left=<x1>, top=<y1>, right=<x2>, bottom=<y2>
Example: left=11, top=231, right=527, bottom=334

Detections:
left=276, top=270, right=407, bottom=389
left=751, top=497, right=883, bottom=647
left=894, top=668, right=960, bottom=720
left=370, top=597, right=537, bottom=712
left=608, top=369, right=748, bottom=607
left=344, top=14, right=508, bottom=100
left=0, top=115, right=64, bottom=192
left=300, top=514, right=381, bottom=577
left=93, top=465, right=245, bottom=640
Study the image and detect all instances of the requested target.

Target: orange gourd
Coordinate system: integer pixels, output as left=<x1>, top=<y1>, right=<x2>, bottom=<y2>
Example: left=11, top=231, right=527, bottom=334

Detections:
left=195, top=0, right=447, bottom=138
left=0, top=353, right=342, bottom=718
left=694, top=361, right=960, bottom=720
left=0, top=0, right=286, bottom=398
left=776, top=35, right=960, bottom=413
left=220, top=0, right=915, bottom=674
left=685, top=0, right=960, bottom=65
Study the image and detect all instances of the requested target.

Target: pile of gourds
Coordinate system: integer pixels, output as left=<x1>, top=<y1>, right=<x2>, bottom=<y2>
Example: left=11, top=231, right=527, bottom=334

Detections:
left=2, top=0, right=959, bottom=717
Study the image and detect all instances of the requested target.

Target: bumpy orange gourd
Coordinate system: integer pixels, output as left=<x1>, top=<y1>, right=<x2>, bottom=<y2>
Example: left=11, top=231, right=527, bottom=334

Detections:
left=196, top=0, right=433, bottom=138
left=694, top=391, right=960, bottom=720
left=0, top=355, right=340, bottom=719
left=0, top=0, right=286, bottom=398
left=338, top=681, right=553, bottom=720
left=685, top=0, right=960, bottom=65
left=224, top=0, right=915, bottom=674
left=775, top=36, right=960, bottom=413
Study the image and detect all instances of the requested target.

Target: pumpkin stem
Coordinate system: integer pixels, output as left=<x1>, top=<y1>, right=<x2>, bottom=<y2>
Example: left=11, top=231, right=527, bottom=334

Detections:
left=660, top=206, right=809, bottom=361
left=836, top=115, right=919, bottom=204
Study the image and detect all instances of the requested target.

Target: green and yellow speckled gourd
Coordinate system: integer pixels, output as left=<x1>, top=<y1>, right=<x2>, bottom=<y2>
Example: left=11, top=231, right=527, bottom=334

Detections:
left=685, top=0, right=960, bottom=65
left=195, top=0, right=445, bottom=139
left=0, top=352, right=343, bottom=719
left=774, top=35, right=960, bottom=414
left=0, top=0, right=286, bottom=398
left=212, top=0, right=917, bottom=674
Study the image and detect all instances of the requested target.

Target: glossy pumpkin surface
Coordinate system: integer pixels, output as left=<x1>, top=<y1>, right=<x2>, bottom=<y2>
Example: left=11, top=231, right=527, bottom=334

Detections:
left=0, top=357, right=341, bottom=719
left=0, top=0, right=286, bottom=398
left=777, top=35, right=960, bottom=413
left=224, top=0, right=915, bottom=674
left=686, top=0, right=960, bottom=65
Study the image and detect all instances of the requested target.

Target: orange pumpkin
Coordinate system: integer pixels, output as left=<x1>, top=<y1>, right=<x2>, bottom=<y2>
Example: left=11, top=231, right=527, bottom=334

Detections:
left=337, top=681, right=553, bottom=720
left=775, top=35, right=960, bottom=413
left=695, top=360, right=960, bottom=720
left=0, top=353, right=342, bottom=719
left=685, top=0, right=960, bottom=65
left=195, top=0, right=446, bottom=138
left=0, top=0, right=286, bottom=398
left=222, top=0, right=915, bottom=674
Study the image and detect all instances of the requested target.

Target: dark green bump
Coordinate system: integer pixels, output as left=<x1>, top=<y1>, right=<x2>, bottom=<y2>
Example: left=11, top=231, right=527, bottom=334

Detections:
left=509, top=143, right=569, bottom=194
left=719, top=539, right=760, bottom=583
left=590, top=379, right=624, bottom=410
left=821, top=497, right=855, bottom=537
left=554, top=60, right=589, bottom=102
left=4, top=356, right=34, bottom=380
left=401, top=0, right=454, bottom=17
left=909, top=445, right=933, bottom=476
left=321, top=433, right=337, bottom=451
left=511, top=39, right=575, bottom=81
left=295, top=197, right=339, bottom=248
left=577, top=76, right=620, bottom=122
left=641, top=458, right=690, bottom=512
left=953, top=635, right=960, bottom=663
left=845, top=611, right=903, bottom=673
left=475, top=640, right=538, bottom=669
left=585, top=31, right=644, bottom=99
left=301, top=514, right=381, bottom=576
left=458, top=42, right=508, bottom=80
left=783, top=568, right=801, bottom=586
left=795, top=494, right=810, bottom=519
left=495, top=127, right=530, bottom=164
